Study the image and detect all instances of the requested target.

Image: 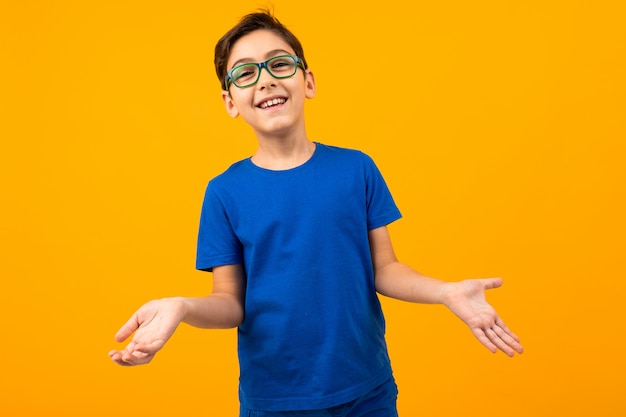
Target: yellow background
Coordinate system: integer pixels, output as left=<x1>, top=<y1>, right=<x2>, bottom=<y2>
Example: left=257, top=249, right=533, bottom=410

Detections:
left=2, top=1, right=625, bottom=415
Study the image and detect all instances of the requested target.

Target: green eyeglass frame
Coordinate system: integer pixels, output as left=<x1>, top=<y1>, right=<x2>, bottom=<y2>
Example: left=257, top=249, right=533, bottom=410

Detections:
left=224, top=55, right=306, bottom=89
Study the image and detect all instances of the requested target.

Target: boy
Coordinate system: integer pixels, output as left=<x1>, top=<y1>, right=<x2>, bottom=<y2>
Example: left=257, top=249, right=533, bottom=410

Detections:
left=109, top=10, right=523, bottom=416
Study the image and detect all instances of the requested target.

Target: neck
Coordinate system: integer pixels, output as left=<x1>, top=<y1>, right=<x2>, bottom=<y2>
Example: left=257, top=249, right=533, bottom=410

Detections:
left=251, top=133, right=315, bottom=170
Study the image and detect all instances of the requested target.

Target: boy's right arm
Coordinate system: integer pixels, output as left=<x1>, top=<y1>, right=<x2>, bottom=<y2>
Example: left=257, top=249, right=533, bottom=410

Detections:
left=108, top=264, right=245, bottom=366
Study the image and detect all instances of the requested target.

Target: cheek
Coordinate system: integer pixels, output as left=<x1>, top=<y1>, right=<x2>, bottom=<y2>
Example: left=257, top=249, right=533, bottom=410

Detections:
left=230, top=91, right=254, bottom=110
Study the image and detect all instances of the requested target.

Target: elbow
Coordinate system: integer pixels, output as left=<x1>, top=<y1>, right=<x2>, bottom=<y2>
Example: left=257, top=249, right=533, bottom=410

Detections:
left=227, top=308, right=244, bottom=328
left=373, top=261, right=399, bottom=297
left=217, top=303, right=244, bottom=329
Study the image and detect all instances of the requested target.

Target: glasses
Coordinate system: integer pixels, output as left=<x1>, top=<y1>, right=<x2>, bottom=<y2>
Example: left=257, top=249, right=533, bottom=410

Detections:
left=225, top=55, right=305, bottom=89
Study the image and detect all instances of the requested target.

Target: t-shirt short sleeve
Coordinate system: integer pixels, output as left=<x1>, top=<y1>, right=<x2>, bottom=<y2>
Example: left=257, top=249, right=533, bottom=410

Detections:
left=362, top=153, right=402, bottom=230
left=195, top=181, right=243, bottom=271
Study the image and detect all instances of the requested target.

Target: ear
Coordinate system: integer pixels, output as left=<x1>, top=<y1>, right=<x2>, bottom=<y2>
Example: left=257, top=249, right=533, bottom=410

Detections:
left=304, top=69, right=316, bottom=99
left=221, top=90, right=240, bottom=118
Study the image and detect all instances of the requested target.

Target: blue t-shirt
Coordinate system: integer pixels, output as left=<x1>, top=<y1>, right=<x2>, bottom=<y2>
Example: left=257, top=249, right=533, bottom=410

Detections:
left=196, top=143, right=402, bottom=411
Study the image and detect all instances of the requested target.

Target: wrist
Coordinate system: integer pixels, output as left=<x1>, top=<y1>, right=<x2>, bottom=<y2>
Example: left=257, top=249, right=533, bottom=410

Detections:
left=162, top=297, right=190, bottom=321
left=439, top=281, right=458, bottom=307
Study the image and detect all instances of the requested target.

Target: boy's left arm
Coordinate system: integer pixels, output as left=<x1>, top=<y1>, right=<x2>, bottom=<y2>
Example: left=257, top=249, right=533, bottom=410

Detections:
left=369, top=226, right=524, bottom=357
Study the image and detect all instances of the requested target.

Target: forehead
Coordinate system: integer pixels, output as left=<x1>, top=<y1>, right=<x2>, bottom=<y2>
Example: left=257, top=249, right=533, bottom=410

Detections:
left=227, top=29, right=295, bottom=68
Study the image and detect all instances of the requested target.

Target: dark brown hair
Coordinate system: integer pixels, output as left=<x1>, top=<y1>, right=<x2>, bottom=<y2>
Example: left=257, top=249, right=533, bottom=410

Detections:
left=214, top=9, right=309, bottom=90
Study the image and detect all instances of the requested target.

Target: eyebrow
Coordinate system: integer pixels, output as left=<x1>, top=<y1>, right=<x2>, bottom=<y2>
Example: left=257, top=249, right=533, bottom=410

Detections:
left=230, top=49, right=294, bottom=69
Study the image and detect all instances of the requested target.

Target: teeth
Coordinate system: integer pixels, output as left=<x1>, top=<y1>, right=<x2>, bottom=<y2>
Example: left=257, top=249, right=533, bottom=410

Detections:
left=259, top=98, right=286, bottom=109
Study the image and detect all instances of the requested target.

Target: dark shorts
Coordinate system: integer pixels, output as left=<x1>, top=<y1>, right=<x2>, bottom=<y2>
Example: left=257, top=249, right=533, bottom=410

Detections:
left=239, top=376, right=399, bottom=417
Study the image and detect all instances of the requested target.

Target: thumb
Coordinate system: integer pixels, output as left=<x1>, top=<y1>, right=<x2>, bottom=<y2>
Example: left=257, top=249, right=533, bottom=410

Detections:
left=114, top=314, right=139, bottom=342
left=481, top=277, right=503, bottom=290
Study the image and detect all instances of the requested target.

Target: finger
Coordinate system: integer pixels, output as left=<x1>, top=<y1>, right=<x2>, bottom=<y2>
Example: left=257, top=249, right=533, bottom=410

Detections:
left=488, top=323, right=525, bottom=356
left=480, top=277, right=503, bottom=290
left=112, top=354, right=148, bottom=366
left=492, top=326, right=524, bottom=355
left=114, top=314, right=140, bottom=342
left=471, top=328, right=498, bottom=354
left=495, top=317, right=521, bottom=343
left=117, top=338, right=160, bottom=364
left=483, top=327, right=513, bottom=356
left=485, top=327, right=517, bottom=357
left=491, top=325, right=520, bottom=349
left=109, top=349, right=136, bottom=367
left=114, top=341, right=140, bottom=363
left=121, top=349, right=153, bottom=365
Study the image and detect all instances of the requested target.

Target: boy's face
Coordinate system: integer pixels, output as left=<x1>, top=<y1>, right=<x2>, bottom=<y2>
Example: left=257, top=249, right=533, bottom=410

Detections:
left=221, top=30, right=315, bottom=138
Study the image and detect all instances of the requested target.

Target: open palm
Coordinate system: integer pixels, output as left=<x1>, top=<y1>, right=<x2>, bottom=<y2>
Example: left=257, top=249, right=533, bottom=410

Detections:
left=108, top=299, right=185, bottom=366
left=442, top=278, right=523, bottom=357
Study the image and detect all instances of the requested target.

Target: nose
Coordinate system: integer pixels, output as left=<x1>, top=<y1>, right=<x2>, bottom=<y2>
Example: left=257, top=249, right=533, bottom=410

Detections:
left=256, top=66, right=276, bottom=89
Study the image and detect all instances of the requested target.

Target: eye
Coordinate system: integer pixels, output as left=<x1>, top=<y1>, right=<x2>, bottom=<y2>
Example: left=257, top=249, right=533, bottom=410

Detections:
left=237, top=70, right=254, bottom=78
left=269, top=57, right=295, bottom=73
left=232, top=65, right=258, bottom=81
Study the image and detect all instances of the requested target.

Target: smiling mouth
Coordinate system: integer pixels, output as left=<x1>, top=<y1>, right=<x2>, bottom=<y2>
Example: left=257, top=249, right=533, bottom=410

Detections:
left=258, top=98, right=287, bottom=109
